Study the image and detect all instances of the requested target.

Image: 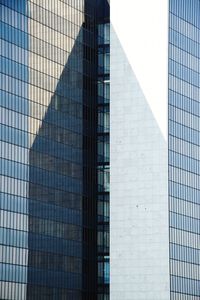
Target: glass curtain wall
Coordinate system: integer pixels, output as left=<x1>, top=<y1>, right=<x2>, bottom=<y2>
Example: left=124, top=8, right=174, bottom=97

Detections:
left=97, top=7, right=110, bottom=300
left=0, top=0, right=97, bottom=299
left=169, top=0, right=200, bottom=299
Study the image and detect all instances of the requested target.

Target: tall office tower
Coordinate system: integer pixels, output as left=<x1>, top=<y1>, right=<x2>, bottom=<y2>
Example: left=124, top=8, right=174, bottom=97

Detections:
left=0, top=0, right=98, bottom=299
left=1, top=0, right=200, bottom=300
left=169, top=1, right=200, bottom=299
left=111, top=0, right=199, bottom=299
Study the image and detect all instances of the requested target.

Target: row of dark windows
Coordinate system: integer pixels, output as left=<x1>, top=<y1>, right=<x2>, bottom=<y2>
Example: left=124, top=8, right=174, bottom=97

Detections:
left=0, top=90, right=97, bottom=139
left=0, top=157, right=82, bottom=193
left=0, top=191, right=82, bottom=224
left=0, top=262, right=82, bottom=289
left=0, top=107, right=84, bottom=145
left=0, top=123, right=83, bottom=163
left=0, top=62, right=95, bottom=103
left=0, top=227, right=82, bottom=257
left=0, top=246, right=81, bottom=274
left=0, top=76, right=95, bottom=114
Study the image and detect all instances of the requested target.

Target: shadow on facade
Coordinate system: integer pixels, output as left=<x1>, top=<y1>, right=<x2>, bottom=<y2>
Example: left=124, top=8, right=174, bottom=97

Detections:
left=27, top=24, right=97, bottom=300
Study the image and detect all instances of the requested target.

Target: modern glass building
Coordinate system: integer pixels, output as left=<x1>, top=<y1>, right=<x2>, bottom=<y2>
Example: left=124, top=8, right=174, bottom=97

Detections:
left=169, top=1, right=200, bottom=298
left=0, top=0, right=200, bottom=300
left=0, top=0, right=99, bottom=299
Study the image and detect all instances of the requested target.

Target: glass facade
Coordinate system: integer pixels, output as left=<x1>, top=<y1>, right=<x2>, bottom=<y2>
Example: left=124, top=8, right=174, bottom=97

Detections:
left=96, top=2, right=110, bottom=299
left=169, top=0, right=200, bottom=299
left=0, top=0, right=97, bottom=299
left=97, top=19, right=110, bottom=300
left=5, top=0, right=200, bottom=298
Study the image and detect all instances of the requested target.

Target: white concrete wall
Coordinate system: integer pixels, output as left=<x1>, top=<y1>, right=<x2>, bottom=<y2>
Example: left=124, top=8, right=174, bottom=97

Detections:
left=110, top=26, right=170, bottom=299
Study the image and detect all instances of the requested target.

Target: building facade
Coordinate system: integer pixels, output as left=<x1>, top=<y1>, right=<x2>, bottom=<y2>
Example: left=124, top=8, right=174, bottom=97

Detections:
left=0, top=0, right=98, bottom=299
left=169, top=1, right=200, bottom=298
left=0, top=0, right=200, bottom=300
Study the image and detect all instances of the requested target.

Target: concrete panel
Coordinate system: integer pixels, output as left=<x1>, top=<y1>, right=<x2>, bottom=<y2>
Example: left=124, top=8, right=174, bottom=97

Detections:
left=110, top=27, right=170, bottom=300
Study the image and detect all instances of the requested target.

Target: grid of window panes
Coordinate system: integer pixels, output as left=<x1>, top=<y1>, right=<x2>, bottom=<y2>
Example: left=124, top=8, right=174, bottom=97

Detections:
left=169, top=1, right=200, bottom=299
left=97, top=22, right=110, bottom=300
left=0, top=1, right=97, bottom=299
